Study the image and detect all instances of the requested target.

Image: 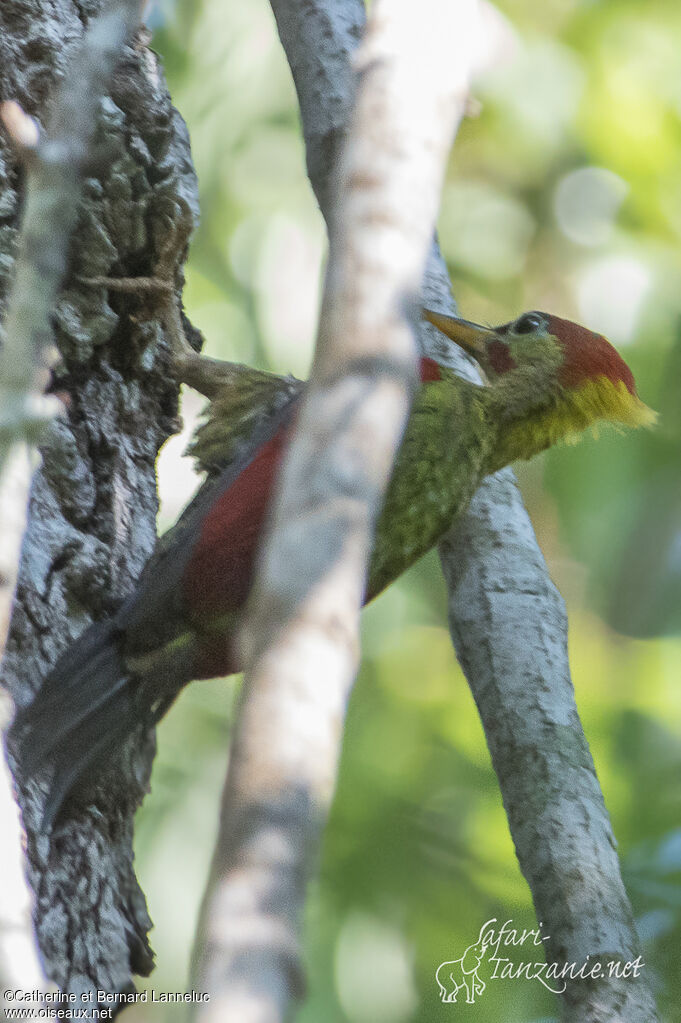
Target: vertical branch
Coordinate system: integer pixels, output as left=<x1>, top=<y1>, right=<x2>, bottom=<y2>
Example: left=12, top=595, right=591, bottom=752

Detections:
left=190, top=2, right=481, bottom=1020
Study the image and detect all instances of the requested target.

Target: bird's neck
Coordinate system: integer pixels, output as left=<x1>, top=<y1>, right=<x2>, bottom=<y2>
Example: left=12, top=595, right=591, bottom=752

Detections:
left=484, top=369, right=649, bottom=472
left=484, top=359, right=568, bottom=473
left=486, top=396, right=573, bottom=472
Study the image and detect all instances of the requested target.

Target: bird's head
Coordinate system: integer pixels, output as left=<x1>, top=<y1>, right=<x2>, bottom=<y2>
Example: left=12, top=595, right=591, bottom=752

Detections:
left=424, top=307, right=656, bottom=468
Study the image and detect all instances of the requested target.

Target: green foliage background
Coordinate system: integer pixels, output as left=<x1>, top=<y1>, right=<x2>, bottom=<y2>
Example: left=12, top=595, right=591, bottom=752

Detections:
left=129, top=1, right=681, bottom=1020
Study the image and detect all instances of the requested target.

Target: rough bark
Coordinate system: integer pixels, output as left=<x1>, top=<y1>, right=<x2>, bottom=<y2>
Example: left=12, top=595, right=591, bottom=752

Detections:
left=190, top=2, right=481, bottom=1020
left=269, top=1, right=658, bottom=1021
left=0, top=0, right=198, bottom=1003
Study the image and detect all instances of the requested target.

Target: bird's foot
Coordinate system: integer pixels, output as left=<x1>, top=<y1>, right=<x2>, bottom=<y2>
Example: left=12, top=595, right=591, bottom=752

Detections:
left=77, top=274, right=242, bottom=400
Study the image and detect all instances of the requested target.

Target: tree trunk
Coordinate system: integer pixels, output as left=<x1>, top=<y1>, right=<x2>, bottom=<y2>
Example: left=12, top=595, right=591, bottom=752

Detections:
left=0, top=0, right=198, bottom=999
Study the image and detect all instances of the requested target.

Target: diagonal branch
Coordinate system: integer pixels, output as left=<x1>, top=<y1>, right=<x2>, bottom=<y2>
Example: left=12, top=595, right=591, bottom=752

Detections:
left=440, top=480, right=658, bottom=1021
left=190, top=1, right=482, bottom=1019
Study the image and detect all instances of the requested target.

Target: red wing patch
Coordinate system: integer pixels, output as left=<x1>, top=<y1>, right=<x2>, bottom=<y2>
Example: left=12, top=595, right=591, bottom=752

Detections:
left=183, top=424, right=290, bottom=621
left=184, top=359, right=443, bottom=659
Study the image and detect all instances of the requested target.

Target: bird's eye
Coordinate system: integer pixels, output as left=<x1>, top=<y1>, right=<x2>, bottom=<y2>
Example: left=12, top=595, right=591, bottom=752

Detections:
left=514, top=312, right=545, bottom=335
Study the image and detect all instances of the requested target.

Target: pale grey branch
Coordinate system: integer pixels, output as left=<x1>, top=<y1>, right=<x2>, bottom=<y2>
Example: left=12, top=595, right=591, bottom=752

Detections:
left=440, top=475, right=659, bottom=1021
left=190, top=1, right=480, bottom=1020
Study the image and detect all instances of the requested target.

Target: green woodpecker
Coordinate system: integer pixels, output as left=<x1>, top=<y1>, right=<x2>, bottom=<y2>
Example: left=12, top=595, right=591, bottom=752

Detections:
left=10, top=309, right=655, bottom=830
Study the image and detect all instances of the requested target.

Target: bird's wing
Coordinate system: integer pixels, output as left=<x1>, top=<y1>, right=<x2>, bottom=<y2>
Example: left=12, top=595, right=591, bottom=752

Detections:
left=116, top=384, right=302, bottom=653
left=187, top=367, right=303, bottom=475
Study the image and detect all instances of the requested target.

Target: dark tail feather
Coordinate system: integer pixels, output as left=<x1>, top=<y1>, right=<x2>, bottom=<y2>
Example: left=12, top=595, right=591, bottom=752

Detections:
left=9, top=620, right=138, bottom=832
left=37, top=714, right=130, bottom=834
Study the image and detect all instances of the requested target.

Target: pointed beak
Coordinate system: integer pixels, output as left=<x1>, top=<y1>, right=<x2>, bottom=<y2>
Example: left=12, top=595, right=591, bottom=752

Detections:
left=422, top=308, right=494, bottom=359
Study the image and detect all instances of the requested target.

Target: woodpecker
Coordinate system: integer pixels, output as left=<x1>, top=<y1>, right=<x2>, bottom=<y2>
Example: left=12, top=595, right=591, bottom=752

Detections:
left=10, top=308, right=655, bottom=830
